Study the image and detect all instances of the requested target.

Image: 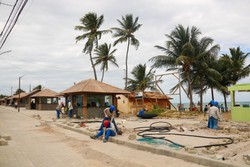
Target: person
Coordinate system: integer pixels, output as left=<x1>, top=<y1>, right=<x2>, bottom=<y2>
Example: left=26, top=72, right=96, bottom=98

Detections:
left=56, top=102, right=63, bottom=119
left=207, top=100, right=223, bottom=129
left=203, top=105, right=208, bottom=117
left=14, top=101, right=17, bottom=109
left=68, top=100, right=73, bottom=118
left=137, top=108, right=157, bottom=119
left=99, top=105, right=119, bottom=132
left=220, top=104, right=225, bottom=113
left=91, top=120, right=117, bottom=142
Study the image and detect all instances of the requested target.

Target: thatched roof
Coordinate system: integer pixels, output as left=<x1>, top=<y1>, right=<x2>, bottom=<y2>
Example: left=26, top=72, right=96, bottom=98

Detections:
left=31, top=89, right=58, bottom=97
left=129, top=91, right=172, bottom=100
left=60, top=79, right=130, bottom=94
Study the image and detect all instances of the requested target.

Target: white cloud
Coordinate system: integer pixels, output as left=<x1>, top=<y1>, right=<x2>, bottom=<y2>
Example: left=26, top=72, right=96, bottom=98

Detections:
left=0, top=0, right=249, bottom=103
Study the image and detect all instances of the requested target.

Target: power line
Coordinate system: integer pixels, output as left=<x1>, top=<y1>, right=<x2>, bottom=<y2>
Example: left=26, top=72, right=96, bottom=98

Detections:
left=0, top=0, right=29, bottom=49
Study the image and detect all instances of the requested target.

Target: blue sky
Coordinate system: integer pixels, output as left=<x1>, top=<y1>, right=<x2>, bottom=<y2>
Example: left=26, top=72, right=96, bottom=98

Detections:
left=0, top=0, right=249, bottom=103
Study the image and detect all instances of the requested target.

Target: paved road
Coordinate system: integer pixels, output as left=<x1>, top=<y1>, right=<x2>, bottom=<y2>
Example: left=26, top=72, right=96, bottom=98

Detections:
left=0, top=106, right=208, bottom=167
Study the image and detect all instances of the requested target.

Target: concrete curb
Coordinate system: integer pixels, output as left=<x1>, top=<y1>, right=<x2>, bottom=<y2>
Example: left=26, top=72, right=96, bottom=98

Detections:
left=56, top=123, right=248, bottom=167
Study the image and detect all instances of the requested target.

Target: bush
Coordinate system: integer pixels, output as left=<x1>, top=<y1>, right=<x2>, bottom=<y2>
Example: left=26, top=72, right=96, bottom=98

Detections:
left=147, top=105, right=165, bottom=115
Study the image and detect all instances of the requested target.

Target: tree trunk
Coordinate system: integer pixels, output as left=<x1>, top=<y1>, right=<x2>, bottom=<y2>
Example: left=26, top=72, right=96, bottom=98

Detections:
left=211, top=87, right=214, bottom=100
left=223, top=92, right=228, bottom=112
left=125, top=38, right=130, bottom=90
left=89, top=52, right=97, bottom=80
left=101, top=69, right=105, bottom=82
left=199, top=79, right=204, bottom=112
left=186, top=69, right=193, bottom=111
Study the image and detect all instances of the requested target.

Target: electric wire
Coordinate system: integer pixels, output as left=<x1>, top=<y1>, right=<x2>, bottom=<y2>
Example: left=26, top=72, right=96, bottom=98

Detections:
left=134, top=121, right=234, bottom=148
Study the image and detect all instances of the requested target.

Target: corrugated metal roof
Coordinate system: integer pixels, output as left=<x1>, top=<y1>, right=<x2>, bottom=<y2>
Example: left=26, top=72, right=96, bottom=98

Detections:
left=31, top=89, right=58, bottom=97
left=60, top=79, right=130, bottom=94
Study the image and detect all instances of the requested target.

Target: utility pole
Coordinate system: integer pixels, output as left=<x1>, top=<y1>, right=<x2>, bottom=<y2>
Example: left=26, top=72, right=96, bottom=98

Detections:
left=18, top=75, right=24, bottom=112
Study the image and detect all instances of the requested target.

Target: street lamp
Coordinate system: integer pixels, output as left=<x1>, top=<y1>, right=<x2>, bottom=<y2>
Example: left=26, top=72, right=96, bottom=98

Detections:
left=18, top=75, right=24, bottom=112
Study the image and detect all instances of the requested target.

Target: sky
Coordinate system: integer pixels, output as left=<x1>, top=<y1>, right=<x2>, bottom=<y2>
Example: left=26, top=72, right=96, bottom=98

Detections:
left=0, top=0, right=250, bottom=103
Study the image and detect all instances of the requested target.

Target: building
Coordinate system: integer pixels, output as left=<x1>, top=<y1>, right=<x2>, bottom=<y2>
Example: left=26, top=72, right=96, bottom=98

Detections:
left=228, top=84, right=250, bottom=122
left=31, top=89, right=59, bottom=110
left=60, top=79, right=130, bottom=118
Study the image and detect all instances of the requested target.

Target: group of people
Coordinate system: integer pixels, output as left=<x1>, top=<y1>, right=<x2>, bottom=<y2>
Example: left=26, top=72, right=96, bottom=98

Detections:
left=90, top=105, right=119, bottom=143
left=55, top=100, right=73, bottom=119
left=205, top=100, right=223, bottom=130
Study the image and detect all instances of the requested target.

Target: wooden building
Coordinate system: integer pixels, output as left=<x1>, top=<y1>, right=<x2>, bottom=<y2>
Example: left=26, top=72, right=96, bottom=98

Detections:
left=60, top=79, right=130, bottom=119
left=31, top=89, right=58, bottom=110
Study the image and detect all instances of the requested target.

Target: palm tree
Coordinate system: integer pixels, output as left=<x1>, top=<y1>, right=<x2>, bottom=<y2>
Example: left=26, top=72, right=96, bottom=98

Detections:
left=75, top=12, right=111, bottom=80
left=111, top=14, right=142, bottom=89
left=190, top=36, right=221, bottom=111
left=216, top=47, right=250, bottom=110
left=222, top=47, right=250, bottom=84
left=127, top=64, right=156, bottom=105
left=93, top=43, right=119, bottom=82
left=150, top=25, right=201, bottom=111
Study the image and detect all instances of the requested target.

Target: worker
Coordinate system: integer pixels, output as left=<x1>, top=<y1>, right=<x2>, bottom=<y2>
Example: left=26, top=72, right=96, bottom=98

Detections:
left=91, top=120, right=116, bottom=142
left=99, top=105, right=119, bottom=132
left=207, top=100, right=223, bottom=129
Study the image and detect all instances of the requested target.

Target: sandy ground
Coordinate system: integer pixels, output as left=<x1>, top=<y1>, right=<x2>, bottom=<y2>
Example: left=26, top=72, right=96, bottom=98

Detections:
left=4, top=106, right=250, bottom=167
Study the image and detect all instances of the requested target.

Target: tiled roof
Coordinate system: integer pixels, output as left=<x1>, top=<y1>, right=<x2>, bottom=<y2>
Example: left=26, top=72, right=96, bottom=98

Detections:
left=60, top=79, right=130, bottom=94
left=31, top=89, right=58, bottom=97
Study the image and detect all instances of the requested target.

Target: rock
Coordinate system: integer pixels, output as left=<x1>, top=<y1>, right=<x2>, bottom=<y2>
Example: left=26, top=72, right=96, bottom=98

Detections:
left=243, top=154, right=250, bottom=165
left=128, top=134, right=136, bottom=140
left=185, top=147, right=197, bottom=154
left=1, top=135, right=11, bottom=140
left=0, top=138, right=8, bottom=146
left=73, top=124, right=80, bottom=128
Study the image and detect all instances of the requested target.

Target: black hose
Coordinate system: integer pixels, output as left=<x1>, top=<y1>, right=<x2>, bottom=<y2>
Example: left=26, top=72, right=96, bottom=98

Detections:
left=134, top=121, right=234, bottom=148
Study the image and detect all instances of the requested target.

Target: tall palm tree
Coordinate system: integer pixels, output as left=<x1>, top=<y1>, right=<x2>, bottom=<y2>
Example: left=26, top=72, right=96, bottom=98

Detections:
left=111, top=14, right=142, bottom=89
left=127, top=64, right=156, bottom=105
left=190, top=36, right=221, bottom=111
left=93, top=43, right=119, bottom=82
left=75, top=12, right=110, bottom=80
left=150, top=24, right=201, bottom=111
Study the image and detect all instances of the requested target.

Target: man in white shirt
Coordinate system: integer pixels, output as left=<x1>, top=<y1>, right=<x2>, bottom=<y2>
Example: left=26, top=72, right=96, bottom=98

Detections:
left=207, top=100, right=223, bottom=129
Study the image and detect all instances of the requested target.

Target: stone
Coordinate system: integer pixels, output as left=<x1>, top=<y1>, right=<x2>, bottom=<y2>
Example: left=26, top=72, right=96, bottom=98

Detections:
left=0, top=138, right=8, bottom=146
left=1, top=134, right=11, bottom=140
left=128, top=134, right=136, bottom=140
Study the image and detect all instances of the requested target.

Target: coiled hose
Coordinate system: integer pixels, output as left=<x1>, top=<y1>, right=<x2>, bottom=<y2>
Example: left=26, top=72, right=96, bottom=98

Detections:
left=134, top=121, right=234, bottom=148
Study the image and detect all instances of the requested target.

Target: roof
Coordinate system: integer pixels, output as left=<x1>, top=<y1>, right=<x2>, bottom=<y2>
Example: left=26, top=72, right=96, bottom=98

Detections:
left=31, top=89, right=58, bottom=97
left=11, top=92, right=27, bottom=99
left=24, top=89, right=41, bottom=97
left=60, top=79, right=130, bottom=94
left=228, top=83, right=250, bottom=92
left=129, top=91, right=172, bottom=99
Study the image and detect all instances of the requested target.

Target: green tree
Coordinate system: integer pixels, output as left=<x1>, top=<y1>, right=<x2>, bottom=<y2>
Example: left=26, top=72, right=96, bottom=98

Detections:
left=14, top=88, right=25, bottom=95
left=190, top=36, right=221, bottom=111
left=93, top=43, right=119, bottom=82
left=150, top=25, right=201, bottom=111
left=111, top=14, right=142, bottom=89
left=33, top=85, right=42, bottom=91
left=127, top=64, right=156, bottom=105
left=216, top=47, right=250, bottom=110
left=75, top=12, right=110, bottom=80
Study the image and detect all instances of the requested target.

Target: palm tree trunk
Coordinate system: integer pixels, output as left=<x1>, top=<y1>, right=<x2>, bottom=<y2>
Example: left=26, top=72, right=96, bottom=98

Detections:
left=200, top=79, right=204, bottom=112
left=125, top=38, right=130, bottom=90
left=211, top=87, right=214, bottom=100
left=186, top=70, right=193, bottom=111
left=223, top=92, right=228, bottom=112
left=89, top=52, right=97, bottom=80
left=101, top=69, right=105, bottom=82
